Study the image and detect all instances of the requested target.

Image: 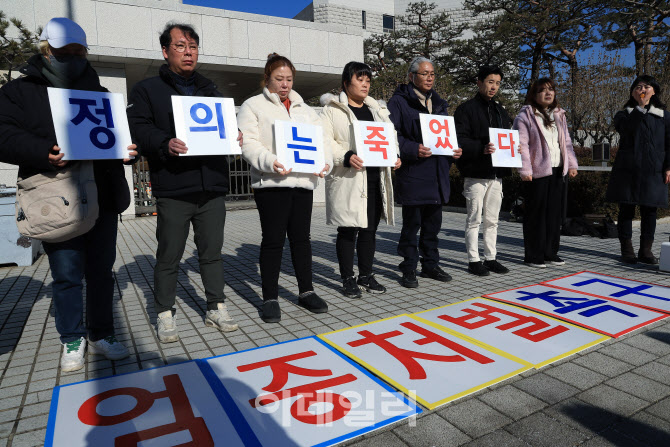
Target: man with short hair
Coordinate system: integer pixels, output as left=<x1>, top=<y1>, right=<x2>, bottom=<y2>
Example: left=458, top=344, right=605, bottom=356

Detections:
left=127, top=23, right=242, bottom=342
left=454, top=65, right=513, bottom=276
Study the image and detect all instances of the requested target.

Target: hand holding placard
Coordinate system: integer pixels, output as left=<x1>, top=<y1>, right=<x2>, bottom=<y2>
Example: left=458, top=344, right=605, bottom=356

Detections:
left=489, top=128, right=521, bottom=167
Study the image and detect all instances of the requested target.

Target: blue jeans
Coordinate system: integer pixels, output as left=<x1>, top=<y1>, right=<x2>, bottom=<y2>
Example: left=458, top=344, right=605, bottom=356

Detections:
left=43, top=210, right=118, bottom=343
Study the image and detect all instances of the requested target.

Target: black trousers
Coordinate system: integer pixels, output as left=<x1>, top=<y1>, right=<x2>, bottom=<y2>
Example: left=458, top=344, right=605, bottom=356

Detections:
left=336, top=180, right=383, bottom=278
left=522, top=168, right=564, bottom=263
left=618, top=204, right=657, bottom=240
left=254, top=187, right=314, bottom=301
left=397, top=203, right=443, bottom=273
left=154, top=192, right=226, bottom=313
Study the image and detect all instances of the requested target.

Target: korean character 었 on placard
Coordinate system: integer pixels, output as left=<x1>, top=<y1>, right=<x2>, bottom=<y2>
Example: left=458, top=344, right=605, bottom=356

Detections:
left=188, top=102, right=226, bottom=139
left=69, top=97, right=115, bottom=150
left=429, top=118, right=453, bottom=150
left=238, top=350, right=357, bottom=425
left=76, top=374, right=214, bottom=446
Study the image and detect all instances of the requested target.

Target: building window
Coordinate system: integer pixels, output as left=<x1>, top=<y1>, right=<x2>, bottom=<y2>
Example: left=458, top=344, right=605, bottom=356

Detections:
left=362, top=11, right=366, bottom=29
left=383, top=14, right=394, bottom=32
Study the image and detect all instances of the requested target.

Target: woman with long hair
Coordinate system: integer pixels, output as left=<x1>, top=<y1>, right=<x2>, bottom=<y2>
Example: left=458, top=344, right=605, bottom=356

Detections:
left=321, top=62, right=401, bottom=298
left=606, top=75, right=670, bottom=264
left=237, top=53, right=331, bottom=323
left=513, top=78, right=578, bottom=268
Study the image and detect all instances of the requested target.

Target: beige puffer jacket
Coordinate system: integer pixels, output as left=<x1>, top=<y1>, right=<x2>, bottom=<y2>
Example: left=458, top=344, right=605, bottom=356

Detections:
left=238, top=87, right=332, bottom=190
left=320, top=92, right=396, bottom=227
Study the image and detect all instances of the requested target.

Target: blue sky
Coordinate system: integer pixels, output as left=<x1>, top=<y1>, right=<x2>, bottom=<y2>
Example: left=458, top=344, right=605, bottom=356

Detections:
left=184, top=0, right=312, bottom=18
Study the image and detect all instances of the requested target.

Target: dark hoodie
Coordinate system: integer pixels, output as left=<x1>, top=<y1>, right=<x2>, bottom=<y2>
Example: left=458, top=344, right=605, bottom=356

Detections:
left=0, top=55, right=130, bottom=213
left=387, top=83, right=453, bottom=206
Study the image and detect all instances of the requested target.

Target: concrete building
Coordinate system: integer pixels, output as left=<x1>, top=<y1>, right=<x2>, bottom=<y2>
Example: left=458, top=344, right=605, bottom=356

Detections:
left=0, top=0, right=365, bottom=215
left=295, top=0, right=470, bottom=37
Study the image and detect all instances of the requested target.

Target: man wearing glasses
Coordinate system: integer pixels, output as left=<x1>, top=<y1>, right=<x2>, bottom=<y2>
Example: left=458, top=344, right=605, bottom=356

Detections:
left=388, top=57, right=462, bottom=288
left=127, top=24, right=242, bottom=342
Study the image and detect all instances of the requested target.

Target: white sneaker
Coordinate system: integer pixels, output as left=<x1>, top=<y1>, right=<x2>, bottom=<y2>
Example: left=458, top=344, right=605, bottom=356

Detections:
left=157, top=310, right=179, bottom=343
left=206, top=303, right=239, bottom=332
left=61, top=337, right=86, bottom=372
left=88, top=335, right=130, bottom=361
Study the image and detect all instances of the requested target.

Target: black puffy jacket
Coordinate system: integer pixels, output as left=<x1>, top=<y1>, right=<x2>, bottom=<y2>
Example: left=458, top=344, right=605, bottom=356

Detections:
left=0, top=55, right=130, bottom=213
left=454, top=93, right=513, bottom=179
left=127, top=65, right=230, bottom=198
left=606, top=106, right=670, bottom=208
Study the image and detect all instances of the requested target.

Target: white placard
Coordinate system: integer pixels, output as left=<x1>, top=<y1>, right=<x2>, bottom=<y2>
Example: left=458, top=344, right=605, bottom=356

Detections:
left=202, top=337, right=418, bottom=447
left=412, top=298, right=608, bottom=368
left=46, top=361, right=247, bottom=447
left=543, top=271, right=670, bottom=314
left=489, top=128, right=521, bottom=167
left=274, top=120, right=325, bottom=174
left=353, top=121, right=398, bottom=167
left=47, top=87, right=132, bottom=160
left=172, top=96, right=240, bottom=156
left=484, top=284, right=667, bottom=338
left=319, top=315, right=529, bottom=409
left=419, top=114, right=457, bottom=156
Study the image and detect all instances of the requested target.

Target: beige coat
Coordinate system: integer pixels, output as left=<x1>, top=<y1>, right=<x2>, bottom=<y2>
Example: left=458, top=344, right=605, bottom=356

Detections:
left=320, top=92, right=396, bottom=227
left=237, top=87, right=332, bottom=190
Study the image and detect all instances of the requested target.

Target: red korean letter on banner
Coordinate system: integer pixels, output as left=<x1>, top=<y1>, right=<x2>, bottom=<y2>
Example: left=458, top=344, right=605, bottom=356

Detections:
left=347, top=322, right=494, bottom=380
left=438, top=302, right=570, bottom=342
left=497, top=132, right=516, bottom=157
left=364, top=126, right=389, bottom=159
left=238, top=350, right=356, bottom=425
left=77, top=374, right=214, bottom=447
left=429, top=119, right=453, bottom=149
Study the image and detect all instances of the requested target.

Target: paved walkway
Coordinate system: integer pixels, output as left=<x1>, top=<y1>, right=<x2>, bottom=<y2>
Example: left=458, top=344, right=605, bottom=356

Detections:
left=1, top=207, right=670, bottom=447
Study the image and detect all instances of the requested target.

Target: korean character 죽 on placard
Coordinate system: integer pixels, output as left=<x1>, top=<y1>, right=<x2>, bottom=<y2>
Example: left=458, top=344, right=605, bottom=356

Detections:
left=419, top=114, right=457, bottom=156
left=354, top=121, right=398, bottom=167
left=275, top=120, right=325, bottom=174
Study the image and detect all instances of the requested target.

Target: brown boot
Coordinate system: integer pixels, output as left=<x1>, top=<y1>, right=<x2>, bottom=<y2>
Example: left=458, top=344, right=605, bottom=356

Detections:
left=638, top=238, right=659, bottom=264
left=620, top=238, right=637, bottom=264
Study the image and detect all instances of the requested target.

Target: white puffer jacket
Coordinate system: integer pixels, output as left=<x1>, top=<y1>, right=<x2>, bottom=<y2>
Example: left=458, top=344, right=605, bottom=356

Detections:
left=237, top=87, right=332, bottom=190
left=321, top=92, right=397, bottom=227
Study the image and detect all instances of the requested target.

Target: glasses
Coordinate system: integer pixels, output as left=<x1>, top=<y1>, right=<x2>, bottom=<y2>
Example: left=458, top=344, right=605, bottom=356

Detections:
left=170, top=43, right=199, bottom=53
left=415, top=72, right=436, bottom=79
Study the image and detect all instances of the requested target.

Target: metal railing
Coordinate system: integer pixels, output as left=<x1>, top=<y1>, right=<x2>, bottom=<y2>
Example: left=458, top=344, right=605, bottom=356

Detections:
left=133, top=155, right=254, bottom=214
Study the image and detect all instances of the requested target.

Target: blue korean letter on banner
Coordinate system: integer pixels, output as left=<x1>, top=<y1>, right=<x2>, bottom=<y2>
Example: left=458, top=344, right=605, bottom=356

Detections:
left=47, top=88, right=133, bottom=160
left=172, top=96, right=240, bottom=156
left=274, top=120, right=325, bottom=174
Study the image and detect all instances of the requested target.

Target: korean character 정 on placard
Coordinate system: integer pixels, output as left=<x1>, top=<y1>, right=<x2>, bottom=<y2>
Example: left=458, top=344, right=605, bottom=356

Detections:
left=69, top=97, right=116, bottom=150
left=77, top=374, right=214, bottom=446
left=188, top=102, right=226, bottom=139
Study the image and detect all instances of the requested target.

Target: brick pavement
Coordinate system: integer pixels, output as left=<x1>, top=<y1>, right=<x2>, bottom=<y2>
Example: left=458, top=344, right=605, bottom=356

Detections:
left=1, top=207, right=670, bottom=446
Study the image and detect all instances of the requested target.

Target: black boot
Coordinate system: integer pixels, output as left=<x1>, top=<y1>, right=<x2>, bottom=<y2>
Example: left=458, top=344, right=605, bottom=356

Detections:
left=638, top=238, right=659, bottom=265
left=619, top=238, right=637, bottom=264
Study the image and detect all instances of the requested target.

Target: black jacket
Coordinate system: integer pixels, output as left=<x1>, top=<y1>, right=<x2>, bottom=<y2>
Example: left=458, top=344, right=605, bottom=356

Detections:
left=606, top=106, right=670, bottom=208
left=388, top=83, right=454, bottom=205
left=454, top=93, right=513, bottom=179
left=127, top=65, right=230, bottom=198
left=0, top=55, right=130, bottom=213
